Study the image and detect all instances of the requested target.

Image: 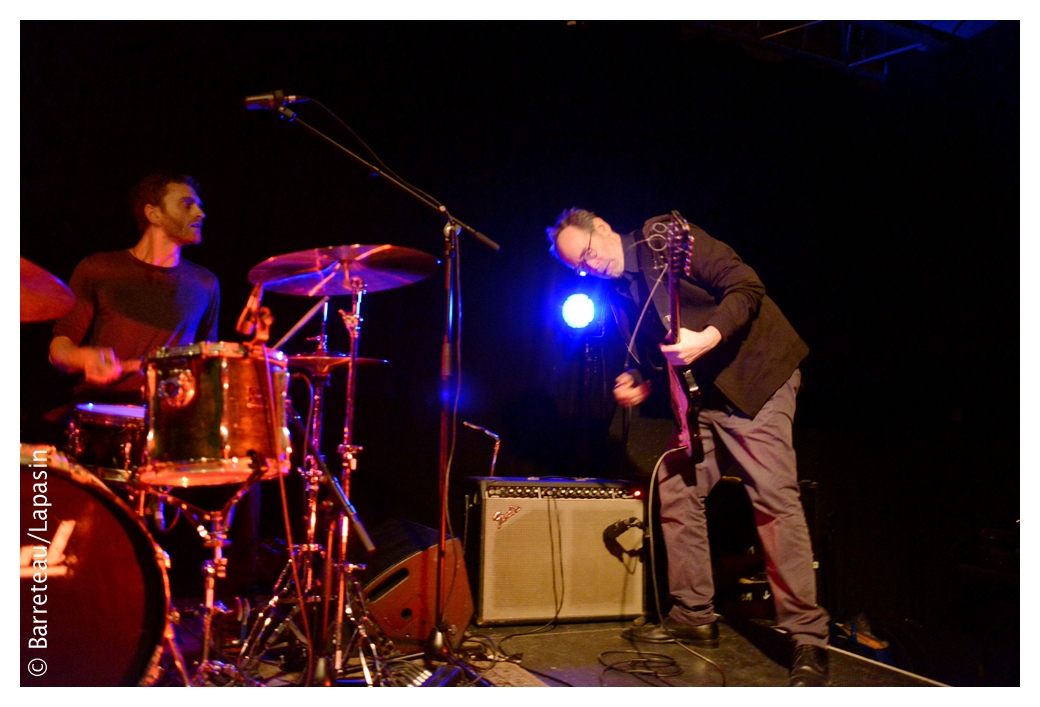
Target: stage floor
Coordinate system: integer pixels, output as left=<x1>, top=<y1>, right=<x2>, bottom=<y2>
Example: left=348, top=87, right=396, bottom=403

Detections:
left=163, top=603, right=943, bottom=687
left=467, top=618, right=944, bottom=687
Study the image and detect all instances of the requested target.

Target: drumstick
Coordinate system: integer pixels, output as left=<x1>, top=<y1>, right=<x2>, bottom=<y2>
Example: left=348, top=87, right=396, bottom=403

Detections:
left=121, top=358, right=143, bottom=373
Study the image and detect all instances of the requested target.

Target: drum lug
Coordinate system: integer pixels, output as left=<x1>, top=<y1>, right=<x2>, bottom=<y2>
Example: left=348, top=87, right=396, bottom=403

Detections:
left=67, top=419, right=82, bottom=457
left=121, top=439, right=133, bottom=470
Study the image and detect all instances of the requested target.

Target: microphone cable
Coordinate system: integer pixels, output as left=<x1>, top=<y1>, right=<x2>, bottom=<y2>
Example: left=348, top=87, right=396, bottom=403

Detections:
left=304, top=97, right=441, bottom=209
left=597, top=649, right=682, bottom=685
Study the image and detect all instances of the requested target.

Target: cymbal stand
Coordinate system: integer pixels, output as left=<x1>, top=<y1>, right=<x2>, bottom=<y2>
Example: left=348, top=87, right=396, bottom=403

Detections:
left=300, top=299, right=333, bottom=591
left=241, top=280, right=386, bottom=684
left=329, top=275, right=384, bottom=681
left=278, top=401, right=384, bottom=685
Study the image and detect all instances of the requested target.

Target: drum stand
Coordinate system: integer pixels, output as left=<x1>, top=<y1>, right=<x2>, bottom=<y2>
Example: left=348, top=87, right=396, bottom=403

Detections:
left=154, top=459, right=269, bottom=687
left=237, top=285, right=389, bottom=686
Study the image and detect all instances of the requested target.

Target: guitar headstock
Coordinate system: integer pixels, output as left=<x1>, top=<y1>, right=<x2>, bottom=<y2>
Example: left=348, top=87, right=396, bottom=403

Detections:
left=668, top=210, right=693, bottom=278
left=648, top=212, right=694, bottom=280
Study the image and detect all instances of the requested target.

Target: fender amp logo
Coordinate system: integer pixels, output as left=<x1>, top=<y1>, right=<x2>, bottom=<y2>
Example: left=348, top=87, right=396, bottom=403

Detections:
left=493, top=505, right=521, bottom=529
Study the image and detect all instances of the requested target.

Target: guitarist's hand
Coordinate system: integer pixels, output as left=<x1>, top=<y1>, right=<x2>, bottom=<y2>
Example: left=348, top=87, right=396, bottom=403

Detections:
left=614, top=372, right=651, bottom=408
left=660, top=326, right=722, bottom=366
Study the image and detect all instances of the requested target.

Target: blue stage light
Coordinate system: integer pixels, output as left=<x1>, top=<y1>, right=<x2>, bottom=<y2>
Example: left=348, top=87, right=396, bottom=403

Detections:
left=562, top=293, right=596, bottom=329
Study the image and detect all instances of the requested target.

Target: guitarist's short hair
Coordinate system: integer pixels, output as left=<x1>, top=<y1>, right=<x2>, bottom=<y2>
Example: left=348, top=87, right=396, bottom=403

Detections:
left=546, top=207, right=597, bottom=261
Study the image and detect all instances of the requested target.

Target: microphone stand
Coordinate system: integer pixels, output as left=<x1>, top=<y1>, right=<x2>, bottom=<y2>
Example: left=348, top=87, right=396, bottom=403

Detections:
left=267, top=101, right=499, bottom=669
left=274, top=105, right=500, bottom=252
left=430, top=219, right=458, bottom=664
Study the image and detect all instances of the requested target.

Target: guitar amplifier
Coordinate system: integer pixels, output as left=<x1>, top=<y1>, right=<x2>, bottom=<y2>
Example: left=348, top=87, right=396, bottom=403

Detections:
left=463, top=477, right=646, bottom=626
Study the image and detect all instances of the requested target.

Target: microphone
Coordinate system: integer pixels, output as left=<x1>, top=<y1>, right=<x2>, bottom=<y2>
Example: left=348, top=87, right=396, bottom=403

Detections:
left=235, top=282, right=265, bottom=336
left=603, top=517, right=645, bottom=542
left=463, top=421, right=502, bottom=476
left=244, top=90, right=310, bottom=110
left=463, top=421, right=500, bottom=440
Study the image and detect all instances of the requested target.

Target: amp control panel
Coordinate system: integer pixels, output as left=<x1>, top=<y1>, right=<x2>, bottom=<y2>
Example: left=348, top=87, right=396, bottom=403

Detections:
left=469, top=477, right=642, bottom=500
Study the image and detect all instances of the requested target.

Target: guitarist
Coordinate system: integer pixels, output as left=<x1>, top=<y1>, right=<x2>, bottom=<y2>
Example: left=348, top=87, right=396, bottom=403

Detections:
left=547, top=208, right=830, bottom=687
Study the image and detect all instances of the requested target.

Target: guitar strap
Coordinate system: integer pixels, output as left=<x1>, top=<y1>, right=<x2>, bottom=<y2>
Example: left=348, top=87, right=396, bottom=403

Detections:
left=609, top=232, right=669, bottom=371
left=616, top=266, right=666, bottom=370
left=638, top=234, right=678, bottom=345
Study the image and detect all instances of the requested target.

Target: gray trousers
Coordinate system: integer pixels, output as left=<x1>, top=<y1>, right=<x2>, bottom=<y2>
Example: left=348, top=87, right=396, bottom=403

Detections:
left=658, top=369, right=829, bottom=646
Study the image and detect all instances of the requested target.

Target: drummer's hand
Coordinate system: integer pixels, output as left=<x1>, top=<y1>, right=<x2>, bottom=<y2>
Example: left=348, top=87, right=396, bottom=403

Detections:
left=614, top=371, right=651, bottom=408
left=83, top=347, right=123, bottom=384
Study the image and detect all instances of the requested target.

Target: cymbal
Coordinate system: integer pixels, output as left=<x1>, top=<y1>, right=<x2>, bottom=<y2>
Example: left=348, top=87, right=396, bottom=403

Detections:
left=249, top=244, right=438, bottom=296
left=288, top=353, right=388, bottom=376
left=21, top=257, right=75, bottom=322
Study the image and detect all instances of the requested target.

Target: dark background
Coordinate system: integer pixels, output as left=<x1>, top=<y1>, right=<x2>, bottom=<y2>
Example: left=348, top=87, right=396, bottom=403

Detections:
left=20, top=21, right=1019, bottom=685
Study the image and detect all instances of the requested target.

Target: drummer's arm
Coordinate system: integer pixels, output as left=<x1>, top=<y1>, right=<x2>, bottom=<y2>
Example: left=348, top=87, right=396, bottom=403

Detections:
left=49, top=336, right=124, bottom=385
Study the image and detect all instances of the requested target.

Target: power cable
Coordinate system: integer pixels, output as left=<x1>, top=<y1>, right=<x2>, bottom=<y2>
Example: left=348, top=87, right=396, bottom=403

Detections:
left=643, top=445, right=727, bottom=687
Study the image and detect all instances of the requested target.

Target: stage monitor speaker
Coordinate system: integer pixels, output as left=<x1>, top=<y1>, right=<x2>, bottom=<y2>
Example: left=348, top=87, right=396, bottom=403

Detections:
left=353, top=519, right=474, bottom=652
left=464, top=477, right=645, bottom=626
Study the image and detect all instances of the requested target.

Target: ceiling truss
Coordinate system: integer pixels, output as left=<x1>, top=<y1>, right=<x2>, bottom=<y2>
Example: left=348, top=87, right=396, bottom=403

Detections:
left=689, top=20, right=999, bottom=80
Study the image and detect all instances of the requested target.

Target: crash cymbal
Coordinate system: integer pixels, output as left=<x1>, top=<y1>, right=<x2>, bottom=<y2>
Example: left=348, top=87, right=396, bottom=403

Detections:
left=288, top=353, right=388, bottom=376
left=249, top=244, right=438, bottom=296
left=21, top=257, right=75, bottom=322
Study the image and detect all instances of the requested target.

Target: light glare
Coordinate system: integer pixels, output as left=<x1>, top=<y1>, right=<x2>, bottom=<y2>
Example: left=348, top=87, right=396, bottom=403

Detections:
left=562, top=294, right=595, bottom=329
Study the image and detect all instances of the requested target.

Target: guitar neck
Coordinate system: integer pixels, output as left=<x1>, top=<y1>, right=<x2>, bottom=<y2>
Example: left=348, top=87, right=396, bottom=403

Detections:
left=668, top=276, right=682, bottom=344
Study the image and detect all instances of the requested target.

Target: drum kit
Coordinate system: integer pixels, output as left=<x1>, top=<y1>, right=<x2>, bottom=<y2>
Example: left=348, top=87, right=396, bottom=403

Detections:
left=19, top=244, right=439, bottom=687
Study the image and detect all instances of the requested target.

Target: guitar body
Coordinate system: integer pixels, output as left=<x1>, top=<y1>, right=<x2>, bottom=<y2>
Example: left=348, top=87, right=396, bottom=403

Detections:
left=659, top=211, right=704, bottom=462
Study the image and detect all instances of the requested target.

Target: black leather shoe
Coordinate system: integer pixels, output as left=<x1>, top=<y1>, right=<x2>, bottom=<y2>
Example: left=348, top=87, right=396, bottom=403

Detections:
left=789, top=644, right=830, bottom=686
left=621, top=617, right=719, bottom=647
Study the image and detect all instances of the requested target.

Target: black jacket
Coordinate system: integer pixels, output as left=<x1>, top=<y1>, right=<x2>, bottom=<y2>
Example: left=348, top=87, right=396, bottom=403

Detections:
left=621, top=215, right=807, bottom=418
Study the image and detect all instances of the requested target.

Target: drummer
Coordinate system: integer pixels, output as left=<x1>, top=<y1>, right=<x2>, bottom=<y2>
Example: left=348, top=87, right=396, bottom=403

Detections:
left=48, top=171, right=258, bottom=602
left=49, top=171, right=218, bottom=402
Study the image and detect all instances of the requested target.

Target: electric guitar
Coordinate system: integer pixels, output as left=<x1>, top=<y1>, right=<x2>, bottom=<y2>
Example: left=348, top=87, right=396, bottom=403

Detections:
left=663, top=211, right=704, bottom=462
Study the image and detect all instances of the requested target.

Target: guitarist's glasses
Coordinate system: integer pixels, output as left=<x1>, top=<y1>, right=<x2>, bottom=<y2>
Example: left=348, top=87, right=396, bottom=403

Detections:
left=575, top=230, right=596, bottom=276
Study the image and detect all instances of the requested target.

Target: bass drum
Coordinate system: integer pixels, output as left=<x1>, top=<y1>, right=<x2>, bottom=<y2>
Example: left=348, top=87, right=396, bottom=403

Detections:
left=19, top=445, right=169, bottom=686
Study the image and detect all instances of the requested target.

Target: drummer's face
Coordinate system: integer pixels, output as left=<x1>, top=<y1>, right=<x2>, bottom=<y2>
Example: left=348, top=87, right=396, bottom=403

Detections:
left=158, top=182, right=205, bottom=246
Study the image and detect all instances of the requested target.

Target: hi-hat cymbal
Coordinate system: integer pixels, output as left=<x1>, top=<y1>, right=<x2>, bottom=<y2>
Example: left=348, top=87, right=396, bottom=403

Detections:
left=21, top=257, right=75, bottom=322
left=288, top=353, right=388, bottom=376
left=249, top=244, right=439, bottom=296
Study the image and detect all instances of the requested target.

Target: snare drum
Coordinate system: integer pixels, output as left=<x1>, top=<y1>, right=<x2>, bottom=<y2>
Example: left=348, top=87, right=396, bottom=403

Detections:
left=19, top=444, right=169, bottom=686
left=67, top=403, right=146, bottom=483
left=139, top=341, right=289, bottom=487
